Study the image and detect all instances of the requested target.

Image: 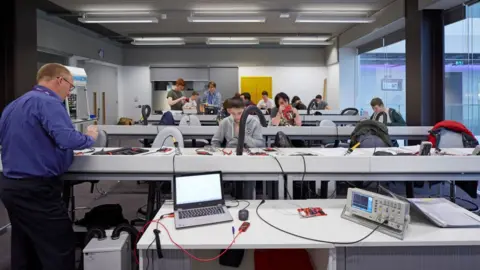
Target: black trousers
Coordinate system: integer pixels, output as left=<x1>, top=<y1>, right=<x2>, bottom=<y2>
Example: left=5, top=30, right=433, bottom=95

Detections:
left=0, top=176, right=75, bottom=270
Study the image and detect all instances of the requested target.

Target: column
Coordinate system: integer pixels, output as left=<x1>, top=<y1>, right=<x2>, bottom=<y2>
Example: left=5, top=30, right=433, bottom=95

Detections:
left=0, top=0, right=38, bottom=113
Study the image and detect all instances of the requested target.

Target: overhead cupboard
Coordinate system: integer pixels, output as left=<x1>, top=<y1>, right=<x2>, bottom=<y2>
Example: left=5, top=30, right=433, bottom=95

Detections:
left=150, top=67, right=239, bottom=111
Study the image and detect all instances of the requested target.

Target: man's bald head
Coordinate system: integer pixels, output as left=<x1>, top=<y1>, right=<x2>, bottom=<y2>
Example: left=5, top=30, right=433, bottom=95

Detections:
left=36, top=63, right=74, bottom=101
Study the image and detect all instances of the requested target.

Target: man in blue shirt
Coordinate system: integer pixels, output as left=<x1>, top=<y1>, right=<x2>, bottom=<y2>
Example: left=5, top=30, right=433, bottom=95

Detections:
left=0, top=63, right=98, bottom=270
left=201, top=81, right=222, bottom=108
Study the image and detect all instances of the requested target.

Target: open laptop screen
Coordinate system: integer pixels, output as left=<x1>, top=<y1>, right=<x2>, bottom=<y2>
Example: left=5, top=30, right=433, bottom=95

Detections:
left=175, top=172, right=223, bottom=205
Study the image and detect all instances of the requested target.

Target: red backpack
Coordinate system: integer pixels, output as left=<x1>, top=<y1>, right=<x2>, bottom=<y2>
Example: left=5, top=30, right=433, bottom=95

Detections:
left=427, top=120, right=478, bottom=148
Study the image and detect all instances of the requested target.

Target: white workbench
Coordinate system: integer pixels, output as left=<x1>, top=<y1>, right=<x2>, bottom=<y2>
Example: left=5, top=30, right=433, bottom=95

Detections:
left=98, top=125, right=432, bottom=142
left=138, top=199, right=480, bottom=270
left=146, top=114, right=364, bottom=125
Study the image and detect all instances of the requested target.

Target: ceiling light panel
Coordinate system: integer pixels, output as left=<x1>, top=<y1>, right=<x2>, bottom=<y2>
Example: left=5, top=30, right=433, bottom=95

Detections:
left=281, top=36, right=330, bottom=42
left=188, top=13, right=266, bottom=23
left=132, top=40, right=185, bottom=46
left=78, top=16, right=159, bottom=24
left=280, top=41, right=333, bottom=46
left=133, top=37, right=184, bottom=42
left=206, top=37, right=259, bottom=45
left=295, top=15, right=375, bottom=23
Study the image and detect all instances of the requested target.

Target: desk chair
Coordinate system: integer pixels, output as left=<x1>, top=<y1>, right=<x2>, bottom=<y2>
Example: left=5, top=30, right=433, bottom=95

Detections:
left=179, top=115, right=208, bottom=147
left=341, top=108, right=359, bottom=115
left=64, top=130, right=108, bottom=221
left=132, top=128, right=185, bottom=226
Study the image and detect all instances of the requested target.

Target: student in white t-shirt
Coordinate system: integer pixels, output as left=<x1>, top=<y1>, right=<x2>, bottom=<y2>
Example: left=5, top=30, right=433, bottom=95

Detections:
left=183, top=91, right=199, bottom=110
left=257, top=91, right=274, bottom=109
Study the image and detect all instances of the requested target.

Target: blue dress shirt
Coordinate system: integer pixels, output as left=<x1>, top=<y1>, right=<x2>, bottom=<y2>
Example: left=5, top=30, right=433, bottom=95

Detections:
left=202, top=90, right=222, bottom=108
left=0, top=85, right=95, bottom=179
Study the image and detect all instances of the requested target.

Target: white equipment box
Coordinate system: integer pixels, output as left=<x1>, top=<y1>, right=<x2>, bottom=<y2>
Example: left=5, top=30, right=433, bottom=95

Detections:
left=83, top=232, right=131, bottom=270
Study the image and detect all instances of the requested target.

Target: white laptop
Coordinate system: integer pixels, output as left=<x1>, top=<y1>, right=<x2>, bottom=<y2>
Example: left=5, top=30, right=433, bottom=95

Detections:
left=173, top=171, right=233, bottom=229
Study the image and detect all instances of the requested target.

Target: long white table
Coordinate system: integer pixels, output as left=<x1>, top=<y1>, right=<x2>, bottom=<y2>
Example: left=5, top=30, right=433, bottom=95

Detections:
left=98, top=125, right=432, bottom=141
left=146, top=114, right=364, bottom=126
left=137, top=199, right=480, bottom=270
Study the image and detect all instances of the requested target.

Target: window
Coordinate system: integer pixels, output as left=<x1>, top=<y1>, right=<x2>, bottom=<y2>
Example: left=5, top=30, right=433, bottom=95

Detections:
left=356, top=40, right=406, bottom=118
left=444, top=2, right=480, bottom=135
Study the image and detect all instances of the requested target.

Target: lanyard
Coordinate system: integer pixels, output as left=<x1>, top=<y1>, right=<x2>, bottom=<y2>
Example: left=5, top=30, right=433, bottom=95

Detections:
left=33, top=86, right=52, bottom=96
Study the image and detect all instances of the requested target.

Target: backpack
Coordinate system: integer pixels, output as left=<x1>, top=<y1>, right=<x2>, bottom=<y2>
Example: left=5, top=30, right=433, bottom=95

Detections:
left=272, top=131, right=293, bottom=148
left=427, top=120, right=478, bottom=198
left=350, top=120, right=393, bottom=148
left=428, top=120, right=478, bottom=149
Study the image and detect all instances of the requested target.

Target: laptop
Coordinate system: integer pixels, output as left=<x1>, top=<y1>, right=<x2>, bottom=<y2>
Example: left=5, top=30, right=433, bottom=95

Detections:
left=173, top=171, right=233, bottom=229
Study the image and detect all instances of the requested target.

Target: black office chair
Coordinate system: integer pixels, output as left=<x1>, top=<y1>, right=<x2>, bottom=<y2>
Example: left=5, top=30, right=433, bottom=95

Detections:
left=341, top=108, right=359, bottom=115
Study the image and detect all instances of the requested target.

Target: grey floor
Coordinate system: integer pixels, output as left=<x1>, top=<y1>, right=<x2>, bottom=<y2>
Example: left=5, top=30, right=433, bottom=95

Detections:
left=0, top=180, right=479, bottom=270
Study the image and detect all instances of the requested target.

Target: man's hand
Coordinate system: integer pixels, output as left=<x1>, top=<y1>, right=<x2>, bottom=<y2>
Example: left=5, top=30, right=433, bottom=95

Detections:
left=86, top=125, right=99, bottom=140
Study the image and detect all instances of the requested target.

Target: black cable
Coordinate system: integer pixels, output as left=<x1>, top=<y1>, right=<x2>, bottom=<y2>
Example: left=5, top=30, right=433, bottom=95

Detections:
left=271, top=155, right=293, bottom=200
left=226, top=200, right=240, bottom=209
left=240, top=200, right=250, bottom=210
left=256, top=200, right=385, bottom=244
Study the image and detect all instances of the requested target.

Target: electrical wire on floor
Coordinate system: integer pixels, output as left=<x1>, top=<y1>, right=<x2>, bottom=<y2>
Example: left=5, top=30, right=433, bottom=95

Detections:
left=256, top=200, right=385, bottom=244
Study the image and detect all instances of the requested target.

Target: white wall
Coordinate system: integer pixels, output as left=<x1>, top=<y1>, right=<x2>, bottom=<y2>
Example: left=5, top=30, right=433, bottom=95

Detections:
left=326, top=64, right=340, bottom=109
left=238, top=67, right=327, bottom=106
left=118, top=66, right=151, bottom=120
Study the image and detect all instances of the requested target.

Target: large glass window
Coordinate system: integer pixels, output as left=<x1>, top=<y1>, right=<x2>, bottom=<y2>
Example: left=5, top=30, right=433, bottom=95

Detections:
left=444, top=2, right=480, bottom=135
left=356, top=41, right=406, bottom=118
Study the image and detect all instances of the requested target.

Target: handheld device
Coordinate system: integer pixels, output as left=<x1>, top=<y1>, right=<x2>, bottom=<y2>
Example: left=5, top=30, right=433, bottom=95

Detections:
left=342, top=188, right=410, bottom=240
left=239, top=222, right=250, bottom=232
left=419, top=141, right=432, bottom=156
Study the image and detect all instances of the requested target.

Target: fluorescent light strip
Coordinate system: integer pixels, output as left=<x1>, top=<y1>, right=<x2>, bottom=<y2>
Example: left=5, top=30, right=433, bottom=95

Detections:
left=133, top=37, right=184, bottom=42
left=78, top=17, right=158, bottom=23
left=281, top=36, right=330, bottom=42
left=280, top=41, right=333, bottom=46
left=295, top=16, right=374, bottom=23
left=132, top=41, right=185, bottom=46
left=208, top=37, right=258, bottom=41
left=187, top=16, right=266, bottom=23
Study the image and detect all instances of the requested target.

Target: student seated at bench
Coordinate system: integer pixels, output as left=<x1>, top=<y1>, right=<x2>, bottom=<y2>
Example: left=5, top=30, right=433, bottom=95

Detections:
left=370, top=97, right=406, bottom=126
left=212, top=97, right=265, bottom=148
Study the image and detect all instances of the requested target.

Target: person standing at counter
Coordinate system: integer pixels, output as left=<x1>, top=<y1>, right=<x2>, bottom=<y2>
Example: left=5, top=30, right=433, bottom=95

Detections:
left=201, top=81, right=222, bottom=108
left=167, top=78, right=187, bottom=111
left=0, top=63, right=98, bottom=270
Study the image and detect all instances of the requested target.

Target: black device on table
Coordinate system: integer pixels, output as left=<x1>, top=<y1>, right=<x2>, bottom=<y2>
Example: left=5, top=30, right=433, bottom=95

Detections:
left=91, top=147, right=149, bottom=155
left=238, top=209, right=249, bottom=221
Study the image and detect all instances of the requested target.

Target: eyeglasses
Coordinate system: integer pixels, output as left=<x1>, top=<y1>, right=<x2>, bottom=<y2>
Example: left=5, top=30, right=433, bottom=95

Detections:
left=59, top=77, right=75, bottom=91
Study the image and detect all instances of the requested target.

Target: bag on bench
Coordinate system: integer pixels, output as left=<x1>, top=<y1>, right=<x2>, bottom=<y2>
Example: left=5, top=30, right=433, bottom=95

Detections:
left=350, top=120, right=393, bottom=148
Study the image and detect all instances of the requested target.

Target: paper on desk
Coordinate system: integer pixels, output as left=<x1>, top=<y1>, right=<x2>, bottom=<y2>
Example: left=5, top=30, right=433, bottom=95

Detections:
left=408, top=198, right=480, bottom=228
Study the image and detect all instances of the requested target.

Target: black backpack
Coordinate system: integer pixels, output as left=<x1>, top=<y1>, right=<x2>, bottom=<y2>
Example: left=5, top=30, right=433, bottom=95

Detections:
left=272, top=131, right=293, bottom=148
left=350, top=120, right=393, bottom=148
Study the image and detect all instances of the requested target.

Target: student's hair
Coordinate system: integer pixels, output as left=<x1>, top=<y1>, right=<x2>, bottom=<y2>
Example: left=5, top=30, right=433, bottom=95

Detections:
left=36, top=63, right=71, bottom=82
left=229, top=97, right=245, bottom=109
left=176, top=78, right=185, bottom=86
left=261, top=91, right=268, bottom=96
left=274, top=92, right=290, bottom=108
left=370, top=97, right=384, bottom=107
left=316, top=95, right=322, bottom=99
left=291, top=96, right=301, bottom=104
left=233, top=93, right=241, bottom=98
left=208, top=81, right=216, bottom=88
left=241, top=92, right=251, bottom=101
left=191, top=91, right=199, bottom=96
left=223, top=99, right=231, bottom=110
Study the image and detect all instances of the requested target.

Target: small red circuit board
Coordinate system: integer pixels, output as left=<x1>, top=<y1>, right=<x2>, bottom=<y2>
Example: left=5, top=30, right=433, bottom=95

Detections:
left=297, top=207, right=327, bottom=218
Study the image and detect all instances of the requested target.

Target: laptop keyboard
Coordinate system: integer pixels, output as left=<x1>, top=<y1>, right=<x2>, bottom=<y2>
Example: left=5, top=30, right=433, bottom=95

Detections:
left=179, top=206, right=225, bottom=219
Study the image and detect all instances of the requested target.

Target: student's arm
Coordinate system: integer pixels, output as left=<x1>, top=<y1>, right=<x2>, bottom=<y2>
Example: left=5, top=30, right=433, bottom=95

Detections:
left=214, top=92, right=222, bottom=108
left=211, top=119, right=227, bottom=147
left=324, top=102, right=331, bottom=110
left=167, top=92, right=185, bottom=106
left=38, top=101, right=95, bottom=150
left=390, top=110, right=407, bottom=126
left=257, top=100, right=264, bottom=108
left=244, top=119, right=265, bottom=148
left=293, top=108, right=302, bottom=126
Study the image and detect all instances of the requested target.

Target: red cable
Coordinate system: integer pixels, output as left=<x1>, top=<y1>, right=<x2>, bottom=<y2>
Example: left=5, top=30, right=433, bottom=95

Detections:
left=133, top=218, right=243, bottom=264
